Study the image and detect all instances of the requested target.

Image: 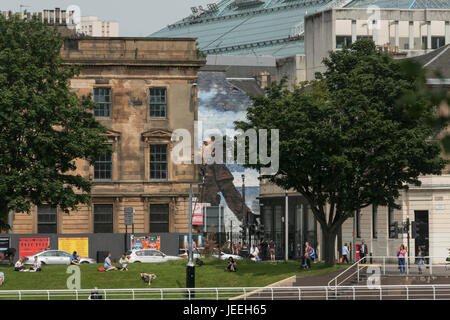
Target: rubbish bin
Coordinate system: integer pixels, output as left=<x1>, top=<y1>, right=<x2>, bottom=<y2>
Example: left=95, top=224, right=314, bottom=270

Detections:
left=97, top=251, right=109, bottom=263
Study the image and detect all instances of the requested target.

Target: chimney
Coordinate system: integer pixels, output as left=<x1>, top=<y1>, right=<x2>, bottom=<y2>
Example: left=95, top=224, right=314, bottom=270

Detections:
left=49, top=10, right=54, bottom=24
left=69, top=10, right=74, bottom=25
left=43, top=10, right=48, bottom=23
left=55, top=8, right=60, bottom=25
left=61, top=10, right=66, bottom=25
left=256, top=71, right=271, bottom=90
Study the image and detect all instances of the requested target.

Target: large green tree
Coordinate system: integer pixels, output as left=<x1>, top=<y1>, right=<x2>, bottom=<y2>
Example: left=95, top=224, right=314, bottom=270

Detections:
left=0, top=15, right=110, bottom=229
left=235, top=40, right=447, bottom=265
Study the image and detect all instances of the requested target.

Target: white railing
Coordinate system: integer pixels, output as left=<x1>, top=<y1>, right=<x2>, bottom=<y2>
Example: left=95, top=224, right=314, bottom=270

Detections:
left=1, top=285, right=450, bottom=300
left=329, top=256, right=450, bottom=288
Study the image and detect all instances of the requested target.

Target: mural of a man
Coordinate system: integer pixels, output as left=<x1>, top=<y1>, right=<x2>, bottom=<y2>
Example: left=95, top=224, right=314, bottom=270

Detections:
left=199, top=137, right=252, bottom=222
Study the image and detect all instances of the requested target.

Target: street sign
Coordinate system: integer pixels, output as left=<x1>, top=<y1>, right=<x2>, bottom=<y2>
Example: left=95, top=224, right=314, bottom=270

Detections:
left=124, top=207, right=134, bottom=226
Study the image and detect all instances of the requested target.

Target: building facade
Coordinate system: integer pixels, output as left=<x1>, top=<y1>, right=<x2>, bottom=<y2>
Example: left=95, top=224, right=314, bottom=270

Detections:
left=79, top=16, right=119, bottom=37
left=10, top=37, right=205, bottom=235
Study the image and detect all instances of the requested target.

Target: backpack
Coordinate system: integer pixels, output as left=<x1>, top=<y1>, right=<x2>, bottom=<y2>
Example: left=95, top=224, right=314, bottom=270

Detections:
left=97, top=266, right=105, bottom=272
left=310, top=248, right=316, bottom=259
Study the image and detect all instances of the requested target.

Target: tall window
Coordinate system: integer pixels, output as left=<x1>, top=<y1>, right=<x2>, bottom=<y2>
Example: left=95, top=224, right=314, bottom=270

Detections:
left=94, top=147, right=112, bottom=180
left=388, top=206, right=395, bottom=239
left=149, top=88, right=167, bottom=118
left=372, top=205, right=378, bottom=239
left=356, top=209, right=361, bottom=238
left=94, top=204, right=113, bottom=233
left=150, top=144, right=168, bottom=180
left=93, top=88, right=111, bottom=117
left=150, top=204, right=169, bottom=232
left=37, top=205, right=57, bottom=233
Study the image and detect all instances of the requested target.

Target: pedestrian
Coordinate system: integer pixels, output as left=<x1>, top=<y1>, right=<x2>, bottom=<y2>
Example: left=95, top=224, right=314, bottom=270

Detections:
left=269, top=240, right=276, bottom=262
left=119, top=253, right=129, bottom=271
left=89, top=287, right=102, bottom=300
left=359, top=240, right=368, bottom=264
left=397, top=244, right=407, bottom=274
left=417, top=246, right=424, bottom=275
left=30, top=256, right=42, bottom=272
left=303, top=242, right=312, bottom=269
left=342, top=243, right=349, bottom=264
left=232, top=242, right=237, bottom=255
left=104, top=253, right=118, bottom=271
left=260, top=238, right=268, bottom=261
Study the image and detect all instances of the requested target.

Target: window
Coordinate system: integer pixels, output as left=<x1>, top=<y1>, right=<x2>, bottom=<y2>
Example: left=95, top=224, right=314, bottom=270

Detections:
left=37, top=205, right=57, bottom=233
left=355, top=209, right=361, bottom=238
left=94, top=147, right=112, bottom=180
left=149, top=88, right=167, bottom=118
left=372, top=205, right=378, bottom=239
left=94, top=204, right=113, bottom=233
left=150, top=204, right=169, bottom=233
left=388, top=206, right=395, bottom=239
left=150, top=145, right=168, bottom=180
left=336, top=35, right=352, bottom=49
left=421, top=36, right=445, bottom=50
left=64, top=39, right=78, bottom=50
left=93, top=88, right=111, bottom=117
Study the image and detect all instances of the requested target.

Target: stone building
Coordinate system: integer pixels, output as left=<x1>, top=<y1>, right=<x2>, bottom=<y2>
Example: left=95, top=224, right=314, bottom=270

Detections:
left=10, top=36, right=205, bottom=235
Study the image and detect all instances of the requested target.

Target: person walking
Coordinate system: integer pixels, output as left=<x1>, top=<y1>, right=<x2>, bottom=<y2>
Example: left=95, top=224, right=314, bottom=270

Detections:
left=417, top=246, right=424, bottom=275
left=359, top=240, right=368, bottom=264
left=397, top=244, right=407, bottom=274
left=269, top=240, right=276, bottom=262
left=342, top=243, right=350, bottom=264
left=304, top=242, right=312, bottom=269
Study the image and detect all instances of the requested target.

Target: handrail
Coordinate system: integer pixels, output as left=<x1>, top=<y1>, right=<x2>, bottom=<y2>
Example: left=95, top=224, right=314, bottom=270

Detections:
left=328, top=255, right=449, bottom=288
left=1, top=285, right=450, bottom=300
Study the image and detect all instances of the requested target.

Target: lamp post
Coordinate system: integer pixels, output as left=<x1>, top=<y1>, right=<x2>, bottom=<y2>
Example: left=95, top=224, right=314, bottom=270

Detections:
left=242, top=174, right=247, bottom=248
left=285, top=190, right=289, bottom=262
left=186, top=183, right=195, bottom=291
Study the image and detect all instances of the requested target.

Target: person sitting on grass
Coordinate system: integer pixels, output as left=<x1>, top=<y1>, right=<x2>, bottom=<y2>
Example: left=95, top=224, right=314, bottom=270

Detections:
left=89, top=287, right=103, bottom=300
left=0, top=271, right=4, bottom=287
left=119, top=253, right=129, bottom=271
left=14, top=258, right=26, bottom=272
left=29, top=256, right=42, bottom=272
left=224, top=257, right=237, bottom=272
left=104, top=253, right=118, bottom=271
left=140, top=273, right=157, bottom=286
left=70, top=251, right=81, bottom=265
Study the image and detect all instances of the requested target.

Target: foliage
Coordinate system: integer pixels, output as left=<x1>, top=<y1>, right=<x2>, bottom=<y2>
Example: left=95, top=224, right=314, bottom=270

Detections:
left=0, top=15, right=111, bottom=227
left=235, top=39, right=447, bottom=264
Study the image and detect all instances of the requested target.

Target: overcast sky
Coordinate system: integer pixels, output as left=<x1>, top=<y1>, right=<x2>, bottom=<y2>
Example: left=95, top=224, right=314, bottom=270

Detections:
left=3, top=0, right=216, bottom=36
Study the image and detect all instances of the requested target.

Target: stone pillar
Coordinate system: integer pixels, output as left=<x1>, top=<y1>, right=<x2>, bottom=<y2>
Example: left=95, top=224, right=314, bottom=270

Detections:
left=446, top=21, right=450, bottom=45
left=427, top=21, right=431, bottom=50
left=395, top=20, right=399, bottom=48
left=409, top=21, right=414, bottom=50
left=351, top=20, right=357, bottom=43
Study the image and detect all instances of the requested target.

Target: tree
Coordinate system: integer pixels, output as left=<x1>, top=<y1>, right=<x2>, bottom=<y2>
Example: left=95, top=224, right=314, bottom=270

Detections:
left=0, top=15, right=111, bottom=229
left=235, top=39, right=447, bottom=265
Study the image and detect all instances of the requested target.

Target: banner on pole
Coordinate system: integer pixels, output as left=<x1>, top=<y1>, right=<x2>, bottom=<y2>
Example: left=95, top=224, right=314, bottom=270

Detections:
left=192, top=203, right=210, bottom=225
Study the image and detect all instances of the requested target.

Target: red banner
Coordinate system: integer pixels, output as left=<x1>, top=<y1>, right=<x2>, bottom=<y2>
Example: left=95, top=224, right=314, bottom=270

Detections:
left=19, top=237, right=50, bottom=258
left=192, top=203, right=210, bottom=225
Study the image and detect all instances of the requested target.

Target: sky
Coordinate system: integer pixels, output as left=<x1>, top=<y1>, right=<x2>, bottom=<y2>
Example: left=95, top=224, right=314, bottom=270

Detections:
left=2, top=0, right=216, bottom=36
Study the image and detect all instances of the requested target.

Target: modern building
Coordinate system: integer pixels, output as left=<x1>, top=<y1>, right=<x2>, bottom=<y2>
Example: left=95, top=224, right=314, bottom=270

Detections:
left=305, top=7, right=450, bottom=80
left=9, top=35, right=205, bottom=236
left=79, top=16, right=119, bottom=37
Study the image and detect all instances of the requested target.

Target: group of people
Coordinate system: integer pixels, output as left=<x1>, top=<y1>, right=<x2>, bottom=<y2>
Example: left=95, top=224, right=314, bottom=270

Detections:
left=101, top=252, right=129, bottom=271
left=14, top=256, right=42, bottom=272
left=248, top=239, right=277, bottom=262
left=301, top=242, right=317, bottom=269
left=341, top=240, right=368, bottom=264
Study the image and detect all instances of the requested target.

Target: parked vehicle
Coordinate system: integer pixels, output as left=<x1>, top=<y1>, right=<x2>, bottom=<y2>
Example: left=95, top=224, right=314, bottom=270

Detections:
left=23, top=250, right=96, bottom=265
left=127, top=249, right=181, bottom=263
left=212, top=251, right=243, bottom=260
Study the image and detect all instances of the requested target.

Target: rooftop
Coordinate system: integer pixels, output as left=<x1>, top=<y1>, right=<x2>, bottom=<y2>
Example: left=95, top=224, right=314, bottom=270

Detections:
left=150, top=0, right=450, bottom=58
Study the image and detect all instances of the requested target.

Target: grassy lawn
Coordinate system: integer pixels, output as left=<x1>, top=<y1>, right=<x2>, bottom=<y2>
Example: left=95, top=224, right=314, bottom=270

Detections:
left=0, top=259, right=347, bottom=291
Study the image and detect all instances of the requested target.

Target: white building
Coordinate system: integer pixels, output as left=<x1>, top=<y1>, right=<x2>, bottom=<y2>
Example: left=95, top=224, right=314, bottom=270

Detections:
left=79, top=16, right=119, bottom=37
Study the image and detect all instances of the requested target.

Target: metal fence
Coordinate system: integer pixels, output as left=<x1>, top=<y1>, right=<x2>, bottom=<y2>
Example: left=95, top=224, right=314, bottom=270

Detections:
left=1, top=285, right=450, bottom=300
left=328, top=256, right=450, bottom=287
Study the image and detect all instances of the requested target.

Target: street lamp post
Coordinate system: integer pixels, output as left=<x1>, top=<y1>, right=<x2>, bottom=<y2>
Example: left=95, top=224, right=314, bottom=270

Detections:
left=186, top=183, right=195, bottom=292
left=285, top=190, right=289, bottom=261
left=242, top=174, right=247, bottom=248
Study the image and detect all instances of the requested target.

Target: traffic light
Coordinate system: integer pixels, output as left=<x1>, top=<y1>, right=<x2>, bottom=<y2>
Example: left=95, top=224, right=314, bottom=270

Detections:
left=389, top=221, right=399, bottom=239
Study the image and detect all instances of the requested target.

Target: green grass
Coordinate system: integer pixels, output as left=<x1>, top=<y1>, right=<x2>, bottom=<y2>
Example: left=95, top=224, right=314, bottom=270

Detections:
left=0, top=259, right=347, bottom=291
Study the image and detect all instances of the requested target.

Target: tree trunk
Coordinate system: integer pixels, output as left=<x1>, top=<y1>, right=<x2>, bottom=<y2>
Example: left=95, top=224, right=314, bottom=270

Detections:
left=323, top=229, right=338, bottom=266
